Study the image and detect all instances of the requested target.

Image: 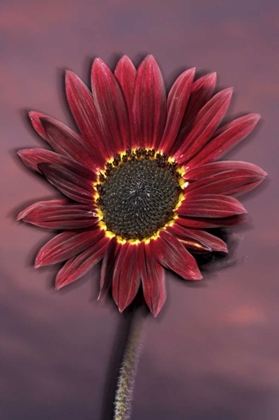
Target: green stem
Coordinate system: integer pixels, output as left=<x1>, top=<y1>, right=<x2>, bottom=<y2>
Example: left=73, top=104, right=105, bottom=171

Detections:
left=114, top=309, right=144, bottom=420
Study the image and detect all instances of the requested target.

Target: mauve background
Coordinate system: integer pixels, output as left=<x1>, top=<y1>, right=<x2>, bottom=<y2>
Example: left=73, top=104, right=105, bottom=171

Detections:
left=1, top=0, right=278, bottom=419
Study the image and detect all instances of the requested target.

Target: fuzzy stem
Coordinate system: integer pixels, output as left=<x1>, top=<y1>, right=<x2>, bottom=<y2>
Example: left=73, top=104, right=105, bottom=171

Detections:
left=113, top=310, right=144, bottom=420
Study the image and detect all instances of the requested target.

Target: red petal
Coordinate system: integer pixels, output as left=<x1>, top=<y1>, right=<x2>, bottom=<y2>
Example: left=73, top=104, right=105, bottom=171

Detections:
left=138, top=242, right=166, bottom=317
left=35, top=229, right=103, bottom=267
left=18, top=148, right=94, bottom=175
left=177, top=194, right=247, bottom=218
left=187, top=114, right=260, bottom=168
left=17, top=200, right=98, bottom=230
left=175, top=215, right=247, bottom=229
left=18, top=199, right=67, bottom=218
left=166, top=224, right=210, bottom=251
left=65, top=70, right=108, bottom=165
left=29, top=111, right=48, bottom=140
left=171, top=72, right=217, bottom=154
left=98, top=237, right=119, bottom=300
left=112, top=243, right=141, bottom=312
left=167, top=223, right=228, bottom=253
left=160, top=68, right=195, bottom=153
left=38, top=163, right=94, bottom=204
left=174, top=88, right=233, bottom=164
left=186, top=160, right=266, bottom=181
left=185, top=161, right=266, bottom=196
left=37, top=117, right=98, bottom=168
left=150, top=231, right=202, bottom=280
left=55, top=235, right=109, bottom=289
left=29, top=112, right=98, bottom=167
left=187, top=179, right=264, bottom=197
left=114, top=56, right=136, bottom=143
left=132, top=55, right=166, bottom=149
left=91, top=58, right=130, bottom=153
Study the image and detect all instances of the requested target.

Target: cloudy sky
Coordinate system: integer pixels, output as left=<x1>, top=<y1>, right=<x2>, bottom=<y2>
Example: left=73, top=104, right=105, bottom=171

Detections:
left=1, top=0, right=278, bottom=419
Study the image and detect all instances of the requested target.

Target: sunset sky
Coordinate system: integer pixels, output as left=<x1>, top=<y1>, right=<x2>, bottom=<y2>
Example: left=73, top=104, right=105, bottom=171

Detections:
left=1, top=0, right=279, bottom=419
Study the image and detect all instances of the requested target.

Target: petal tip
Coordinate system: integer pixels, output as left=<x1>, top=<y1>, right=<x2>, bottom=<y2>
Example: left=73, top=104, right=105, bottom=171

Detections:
left=65, top=70, right=77, bottom=84
left=28, top=110, right=44, bottom=122
left=253, top=113, right=261, bottom=122
left=144, top=54, right=157, bottom=65
left=120, top=54, right=131, bottom=62
left=28, top=111, right=37, bottom=120
left=225, top=87, right=234, bottom=96
left=34, top=261, right=42, bottom=269
left=152, top=306, right=162, bottom=318
left=92, top=57, right=106, bottom=69
left=34, top=253, right=45, bottom=268
left=97, top=289, right=103, bottom=301
left=16, top=211, right=24, bottom=221
left=262, top=170, right=268, bottom=177
left=256, top=165, right=267, bottom=178
left=190, top=271, right=203, bottom=281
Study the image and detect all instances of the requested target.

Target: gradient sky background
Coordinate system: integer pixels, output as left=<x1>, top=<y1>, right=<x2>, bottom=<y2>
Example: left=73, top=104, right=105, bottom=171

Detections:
left=1, top=0, right=279, bottom=419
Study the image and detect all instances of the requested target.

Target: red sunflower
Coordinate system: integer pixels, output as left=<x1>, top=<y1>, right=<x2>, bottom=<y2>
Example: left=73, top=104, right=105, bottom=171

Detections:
left=17, top=55, right=266, bottom=316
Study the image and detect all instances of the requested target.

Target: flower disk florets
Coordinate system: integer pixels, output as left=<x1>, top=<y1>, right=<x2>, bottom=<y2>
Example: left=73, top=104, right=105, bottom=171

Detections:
left=95, top=149, right=182, bottom=241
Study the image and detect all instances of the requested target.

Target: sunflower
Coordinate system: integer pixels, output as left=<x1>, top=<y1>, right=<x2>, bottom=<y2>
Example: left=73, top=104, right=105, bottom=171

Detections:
left=17, top=55, right=266, bottom=316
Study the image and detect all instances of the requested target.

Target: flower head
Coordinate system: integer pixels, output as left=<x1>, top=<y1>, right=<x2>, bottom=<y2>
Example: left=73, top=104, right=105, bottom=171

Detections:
left=17, top=55, right=266, bottom=316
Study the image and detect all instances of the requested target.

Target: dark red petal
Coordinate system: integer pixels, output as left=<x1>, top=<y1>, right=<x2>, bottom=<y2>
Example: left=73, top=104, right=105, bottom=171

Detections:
left=186, top=160, right=266, bottom=181
left=160, top=68, right=195, bottom=153
left=150, top=231, right=202, bottom=280
left=114, top=56, right=136, bottom=141
left=132, top=55, right=166, bottom=149
left=37, top=117, right=98, bottom=168
left=65, top=70, right=108, bottom=165
left=98, top=237, right=119, bottom=300
left=29, top=111, right=48, bottom=140
left=187, top=114, right=260, bottom=169
left=18, top=148, right=79, bottom=174
left=171, top=72, right=217, bottom=154
left=175, top=215, right=247, bottom=229
left=91, top=58, right=130, bottom=153
left=35, top=229, right=103, bottom=267
left=166, top=224, right=210, bottom=251
left=55, top=235, right=109, bottom=289
left=185, top=179, right=265, bottom=198
left=177, top=194, right=247, bottom=218
left=185, top=161, right=266, bottom=196
left=18, top=149, right=97, bottom=181
left=112, top=243, right=141, bottom=312
left=138, top=242, right=166, bottom=317
left=174, top=88, right=233, bottom=164
left=167, top=223, right=228, bottom=253
left=29, top=112, right=97, bottom=167
left=38, top=163, right=94, bottom=204
left=17, top=200, right=98, bottom=230
left=18, top=199, right=67, bottom=218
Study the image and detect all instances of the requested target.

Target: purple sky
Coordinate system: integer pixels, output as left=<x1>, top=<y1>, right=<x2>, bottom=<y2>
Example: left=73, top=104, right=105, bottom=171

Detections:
left=1, top=0, right=279, bottom=419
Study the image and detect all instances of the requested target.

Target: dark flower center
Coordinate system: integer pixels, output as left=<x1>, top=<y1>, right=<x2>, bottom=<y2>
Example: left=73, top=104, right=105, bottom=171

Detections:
left=96, top=149, right=182, bottom=241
